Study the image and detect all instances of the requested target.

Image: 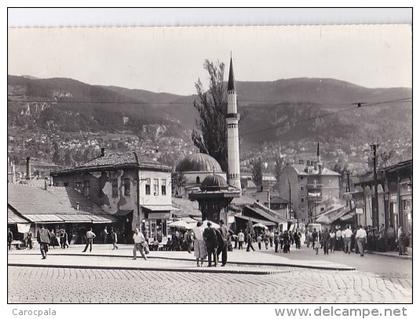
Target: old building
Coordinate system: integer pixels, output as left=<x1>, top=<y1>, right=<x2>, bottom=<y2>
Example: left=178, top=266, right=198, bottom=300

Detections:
left=8, top=183, right=116, bottom=244
left=51, top=150, right=177, bottom=239
left=353, top=159, right=412, bottom=244
left=278, top=145, right=340, bottom=223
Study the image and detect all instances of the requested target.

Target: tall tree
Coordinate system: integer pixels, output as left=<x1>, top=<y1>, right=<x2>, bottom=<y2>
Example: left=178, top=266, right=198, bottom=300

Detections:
left=251, top=158, right=263, bottom=191
left=192, top=60, right=228, bottom=172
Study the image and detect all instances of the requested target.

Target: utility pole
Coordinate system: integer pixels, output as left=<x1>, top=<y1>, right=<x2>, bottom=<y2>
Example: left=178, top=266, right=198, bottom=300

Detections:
left=370, top=144, right=379, bottom=230
left=346, top=171, right=353, bottom=210
left=288, top=179, right=291, bottom=220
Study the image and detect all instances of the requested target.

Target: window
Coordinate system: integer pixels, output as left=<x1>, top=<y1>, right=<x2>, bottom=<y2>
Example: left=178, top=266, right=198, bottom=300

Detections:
left=83, top=180, right=90, bottom=197
left=301, top=197, right=304, bottom=203
left=196, top=176, right=200, bottom=184
left=301, top=186, right=304, bottom=191
left=145, top=178, right=151, bottom=195
left=124, top=178, right=130, bottom=197
left=161, top=179, right=167, bottom=195
left=153, top=178, right=159, bottom=196
left=75, top=181, right=82, bottom=191
left=111, top=178, right=118, bottom=198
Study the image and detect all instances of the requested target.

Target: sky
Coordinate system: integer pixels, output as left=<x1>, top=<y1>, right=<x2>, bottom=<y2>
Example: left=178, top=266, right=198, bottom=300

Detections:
left=8, top=24, right=412, bottom=95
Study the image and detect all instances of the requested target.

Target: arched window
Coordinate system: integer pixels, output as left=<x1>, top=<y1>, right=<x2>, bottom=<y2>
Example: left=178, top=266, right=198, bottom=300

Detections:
left=196, top=176, right=200, bottom=184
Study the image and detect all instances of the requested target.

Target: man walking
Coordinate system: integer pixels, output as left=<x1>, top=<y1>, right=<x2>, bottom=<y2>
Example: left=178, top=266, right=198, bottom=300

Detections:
left=246, top=232, right=255, bottom=252
left=343, top=225, right=352, bottom=254
left=355, top=225, right=367, bottom=257
left=133, top=228, right=147, bottom=260
left=203, top=222, right=218, bottom=267
left=111, top=228, right=118, bottom=250
left=218, top=220, right=229, bottom=266
left=37, top=225, right=51, bottom=259
left=82, top=227, right=96, bottom=253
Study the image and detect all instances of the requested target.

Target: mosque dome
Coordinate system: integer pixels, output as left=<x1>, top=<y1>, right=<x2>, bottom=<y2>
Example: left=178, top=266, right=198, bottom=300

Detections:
left=175, top=153, right=223, bottom=173
left=200, top=174, right=228, bottom=191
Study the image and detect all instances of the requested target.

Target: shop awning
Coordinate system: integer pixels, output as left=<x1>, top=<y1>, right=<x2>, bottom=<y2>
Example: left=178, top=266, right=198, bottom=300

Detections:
left=340, top=211, right=356, bottom=221
left=235, top=215, right=277, bottom=227
left=142, top=205, right=180, bottom=211
left=8, top=208, right=30, bottom=224
left=22, top=214, right=64, bottom=223
left=89, top=215, right=117, bottom=224
left=56, top=214, right=94, bottom=223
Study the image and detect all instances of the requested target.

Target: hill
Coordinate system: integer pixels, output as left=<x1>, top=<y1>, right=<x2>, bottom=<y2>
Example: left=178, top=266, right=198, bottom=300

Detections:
left=7, top=75, right=412, bottom=168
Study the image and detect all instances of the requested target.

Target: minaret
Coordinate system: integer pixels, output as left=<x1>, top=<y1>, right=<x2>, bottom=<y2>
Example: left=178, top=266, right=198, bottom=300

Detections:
left=316, top=142, right=320, bottom=163
left=316, top=142, right=323, bottom=174
left=226, top=56, right=241, bottom=190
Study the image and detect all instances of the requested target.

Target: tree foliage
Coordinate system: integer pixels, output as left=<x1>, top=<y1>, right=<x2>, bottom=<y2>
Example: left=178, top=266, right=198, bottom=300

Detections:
left=251, top=158, right=263, bottom=190
left=192, top=60, right=228, bottom=172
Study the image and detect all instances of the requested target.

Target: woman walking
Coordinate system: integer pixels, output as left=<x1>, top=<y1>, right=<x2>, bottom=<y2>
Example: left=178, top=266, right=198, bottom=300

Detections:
left=192, top=222, right=207, bottom=267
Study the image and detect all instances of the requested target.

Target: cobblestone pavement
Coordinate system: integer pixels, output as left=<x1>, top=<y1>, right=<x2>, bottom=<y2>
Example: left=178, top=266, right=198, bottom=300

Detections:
left=8, top=266, right=411, bottom=303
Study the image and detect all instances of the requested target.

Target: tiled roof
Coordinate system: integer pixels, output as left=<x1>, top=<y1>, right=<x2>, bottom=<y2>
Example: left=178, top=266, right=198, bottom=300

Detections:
left=8, top=207, right=30, bottom=224
left=51, top=151, right=171, bottom=175
left=8, top=184, right=111, bottom=219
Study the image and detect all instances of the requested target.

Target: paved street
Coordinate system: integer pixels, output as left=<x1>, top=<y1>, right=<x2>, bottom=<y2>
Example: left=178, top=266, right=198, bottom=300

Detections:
left=7, top=245, right=412, bottom=303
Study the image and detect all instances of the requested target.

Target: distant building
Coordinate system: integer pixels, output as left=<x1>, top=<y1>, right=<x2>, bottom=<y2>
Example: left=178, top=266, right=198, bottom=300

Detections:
left=278, top=143, right=340, bottom=223
left=51, top=150, right=177, bottom=240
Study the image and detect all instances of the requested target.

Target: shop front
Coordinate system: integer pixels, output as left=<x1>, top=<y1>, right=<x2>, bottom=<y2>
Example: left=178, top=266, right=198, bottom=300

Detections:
left=142, top=205, right=179, bottom=240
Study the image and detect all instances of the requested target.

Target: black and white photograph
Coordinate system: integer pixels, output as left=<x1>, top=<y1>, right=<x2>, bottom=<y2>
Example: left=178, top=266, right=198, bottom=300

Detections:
left=5, top=6, right=413, bottom=310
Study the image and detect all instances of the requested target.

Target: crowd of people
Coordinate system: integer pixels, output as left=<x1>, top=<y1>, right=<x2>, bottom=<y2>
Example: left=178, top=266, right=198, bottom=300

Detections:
left=8, top=221, right=410, bottom=261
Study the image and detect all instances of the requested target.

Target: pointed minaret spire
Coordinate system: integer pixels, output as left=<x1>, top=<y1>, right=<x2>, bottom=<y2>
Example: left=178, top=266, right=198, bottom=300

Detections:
left=227, top=56, right=235, bottom=92
left=226, top=53, right=241, bottom=191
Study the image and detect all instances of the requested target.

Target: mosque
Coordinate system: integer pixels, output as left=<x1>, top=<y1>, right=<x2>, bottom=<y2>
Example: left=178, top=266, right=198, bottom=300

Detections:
left=174, top=56, right=241, bottom=195
left=173, top=56, right=242, bottom=223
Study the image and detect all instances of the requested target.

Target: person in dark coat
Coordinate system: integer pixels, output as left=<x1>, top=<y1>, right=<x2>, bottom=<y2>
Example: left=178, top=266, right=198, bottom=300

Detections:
left=282, top=231, right=290, bottom=253
left=322, top=229, right=330, bottom=255
left=217, top=220, right=229, bottom=266
left=294, top=232, right=301, bottom=249
left=203, top=222, right=218, bottom=267
left=8, top=228, right=14, bottom=250
left=274, top=231, right=279, bottom=253
left=37, top=225, right=51, bottom=259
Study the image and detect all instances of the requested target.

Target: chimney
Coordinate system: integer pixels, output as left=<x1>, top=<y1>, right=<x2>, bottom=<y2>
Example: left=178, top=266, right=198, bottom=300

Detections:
left=100, top=148, right=105, bottom=157
left=25, top=157, right=31, bottom=180
left=76, top=202, right=80, bottom=210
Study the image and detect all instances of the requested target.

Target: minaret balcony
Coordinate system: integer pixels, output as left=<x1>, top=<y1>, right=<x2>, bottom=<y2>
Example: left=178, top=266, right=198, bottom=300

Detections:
left=226, top=113, right=240, bottom=120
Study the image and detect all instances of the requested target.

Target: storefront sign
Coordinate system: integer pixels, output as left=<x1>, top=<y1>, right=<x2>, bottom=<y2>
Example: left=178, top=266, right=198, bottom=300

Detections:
left=148, top=212, right=170, bottom=219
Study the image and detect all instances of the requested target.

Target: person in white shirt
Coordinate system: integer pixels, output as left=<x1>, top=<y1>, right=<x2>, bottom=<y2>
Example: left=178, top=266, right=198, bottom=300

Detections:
left=329, top=229, right=336, bottom=253
left=238, top=230, right=245, bottom=250
left=82, top=228, right=96, bottom=253
left=133, top=228, right=147, bottom=260
left=192, top=221, right=207, bottom=267
left=343, top=226, right=353, bottom=254
left=355, top=225, right=367, bottom=257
